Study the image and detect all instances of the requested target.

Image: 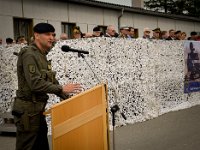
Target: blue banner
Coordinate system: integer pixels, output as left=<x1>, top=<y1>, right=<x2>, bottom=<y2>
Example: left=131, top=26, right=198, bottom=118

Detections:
left=184, top=41, right=200, bottom=93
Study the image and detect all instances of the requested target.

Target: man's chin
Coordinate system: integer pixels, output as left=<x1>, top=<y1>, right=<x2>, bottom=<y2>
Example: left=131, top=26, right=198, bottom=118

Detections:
left=47, top=43, right=53, bottom=48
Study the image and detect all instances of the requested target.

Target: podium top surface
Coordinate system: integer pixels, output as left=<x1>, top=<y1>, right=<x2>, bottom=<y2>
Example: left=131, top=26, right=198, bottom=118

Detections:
left=51, top=83, right=106, bottom=109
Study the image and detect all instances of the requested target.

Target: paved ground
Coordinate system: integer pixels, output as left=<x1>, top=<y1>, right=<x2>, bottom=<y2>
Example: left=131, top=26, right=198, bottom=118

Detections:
left=110, top=105, right=200, bottom=150
left=1, top=105, right=200, bottom=150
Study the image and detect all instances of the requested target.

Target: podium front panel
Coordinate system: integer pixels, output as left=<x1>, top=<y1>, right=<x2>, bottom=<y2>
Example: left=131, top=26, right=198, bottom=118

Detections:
left=50, top=84, right=109, bottom=150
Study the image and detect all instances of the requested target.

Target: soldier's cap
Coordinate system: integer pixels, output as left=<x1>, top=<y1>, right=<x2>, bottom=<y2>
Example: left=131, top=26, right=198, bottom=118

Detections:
left=175, top=30, right=181, bottom=35
left=120, top=26, right=130, bottom=30
left=190, top=31, right=197, bottom=36
left=152, top=27, right=161, bottom=33
left=33, top=23, right=55, bottom=33
left=93, top=26, right=101, bottom=32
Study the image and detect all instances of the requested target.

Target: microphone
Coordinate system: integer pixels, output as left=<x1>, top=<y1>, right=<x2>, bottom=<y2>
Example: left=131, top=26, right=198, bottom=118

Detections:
left=61, top=45, right=89, bottom=54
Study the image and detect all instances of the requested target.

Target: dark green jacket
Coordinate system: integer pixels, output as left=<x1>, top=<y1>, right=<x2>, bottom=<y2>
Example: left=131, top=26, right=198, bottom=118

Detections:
left=16, top=43, right=68, bottom=102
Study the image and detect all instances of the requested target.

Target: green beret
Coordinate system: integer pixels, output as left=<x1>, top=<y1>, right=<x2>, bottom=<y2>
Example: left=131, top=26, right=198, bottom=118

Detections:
left=152, top=27, right=161, bottom=33
left=93, top=26, right=101, bottom=32
left=33, top=23, right=55, bottom=33
left=175, top=30, right=181, bottom=35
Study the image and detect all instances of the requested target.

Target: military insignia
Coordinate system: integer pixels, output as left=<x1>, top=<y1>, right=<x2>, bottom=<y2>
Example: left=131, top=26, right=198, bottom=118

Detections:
left=48, top=60, right=52, bottom=70
left=48, top=64, right=52, bottom=70
left=28, top=64, right=36, bottom=73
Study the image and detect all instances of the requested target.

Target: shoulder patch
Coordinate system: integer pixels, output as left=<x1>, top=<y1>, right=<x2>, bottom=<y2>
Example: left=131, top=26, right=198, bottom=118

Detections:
left=28, top=64, right=36, bottom=73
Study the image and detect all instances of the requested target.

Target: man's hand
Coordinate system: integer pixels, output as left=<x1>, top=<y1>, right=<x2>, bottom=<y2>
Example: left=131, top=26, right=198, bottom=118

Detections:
left=62, top=83, right=82, bottom=94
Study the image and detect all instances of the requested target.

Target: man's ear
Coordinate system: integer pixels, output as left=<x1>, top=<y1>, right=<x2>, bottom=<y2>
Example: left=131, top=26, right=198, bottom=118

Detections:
left=34, top=33, right=39, bottom=40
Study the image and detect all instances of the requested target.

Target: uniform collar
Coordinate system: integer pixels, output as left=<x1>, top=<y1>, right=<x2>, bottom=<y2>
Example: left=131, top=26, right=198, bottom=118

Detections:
left=31, top=43, right=48, bottom=55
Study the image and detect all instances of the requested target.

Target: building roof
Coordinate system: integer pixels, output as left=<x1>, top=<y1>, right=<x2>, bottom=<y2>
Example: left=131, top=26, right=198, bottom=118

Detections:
left=56, top=0, right=200, bottom=22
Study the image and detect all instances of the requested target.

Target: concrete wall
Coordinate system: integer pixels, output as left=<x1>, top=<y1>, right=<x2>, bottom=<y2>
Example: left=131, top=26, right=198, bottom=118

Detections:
left=0, top=0, right=200, bottom=43
left=175, top=20, right=195, bottom=37
left=133, top=14, right=158, bottom=37
left=0, top=0, right=22, bottom=17
left=0, top=16, right=14, bottom=41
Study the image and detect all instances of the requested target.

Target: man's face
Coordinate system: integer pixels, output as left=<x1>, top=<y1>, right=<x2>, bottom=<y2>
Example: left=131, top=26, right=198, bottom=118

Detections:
left=176, top=32, right=181, bottom=39
left=60, top=33, right=68, bottom=40
left=162, top=32, right=168, bottom=39
left=107, top=27, right=116, bottom=36
left=34, top=32, right=54, bottom=51
left=18, top=37, right=27, bottom=44
left=121, top=29, right=130, bottom=35
left=144, top=31, right=150, bottom=37
left=73, top=33, right=81, bottom=39
left=191, top=35, right=197, bottom=40
left=169, top=30, right=175, bottom=38
left=153, top=31, right=160, bottom=38
left=129, top=29, right=134, bottom=36
left=93, top=31, right=101, bottom=37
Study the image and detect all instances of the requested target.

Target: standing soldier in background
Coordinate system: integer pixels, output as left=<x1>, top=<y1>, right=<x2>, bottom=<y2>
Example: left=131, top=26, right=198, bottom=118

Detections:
left=160, top=31, right=168, bottom=40
left=16, top=35, right=28, bottom=45
left=12, top=23, right=82, bottom=150
left=59, top=33, right=68, bottom=40
left=174, top=30, right=182, bottom=40
left=118, top=26, right=131, bottom=39
left=105, top=25, right=118, bottom=37
left=72, top=26, right=82, bottom=39
left=0, top=37, right=2, bottom=45
left=188, top=31, right=198, bottom=41
left=92, top=26, right=103, bottom=37
left=143, top=27, right=151, bottom=39
left=129, top=27, right=135, bottom=38
left=151, top=28, right=161, bottom=40
left=166, top=29, right=175, bottom=40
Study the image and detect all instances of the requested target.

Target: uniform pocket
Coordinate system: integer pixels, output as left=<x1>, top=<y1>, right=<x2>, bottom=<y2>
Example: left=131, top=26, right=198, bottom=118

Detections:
left=40, top=69, right=47, bottom=80
left=46, top=70, right=57, bottom=83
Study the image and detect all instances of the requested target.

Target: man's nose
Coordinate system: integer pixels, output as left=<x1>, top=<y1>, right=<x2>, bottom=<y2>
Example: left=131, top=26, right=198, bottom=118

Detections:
left=49, top=34, right=54, bottom=40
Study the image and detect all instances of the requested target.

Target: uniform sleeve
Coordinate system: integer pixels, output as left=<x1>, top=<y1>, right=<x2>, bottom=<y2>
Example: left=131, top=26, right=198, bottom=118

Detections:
left=22, top=52, right=63, bottom=95
left=54, top=77, right=70, bottom=100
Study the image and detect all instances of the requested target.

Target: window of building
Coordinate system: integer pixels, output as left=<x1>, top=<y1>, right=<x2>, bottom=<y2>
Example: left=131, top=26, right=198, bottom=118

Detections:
left=61, top=22, right=76, bottom=39
left=13, top=18, right=33, bottom=44
left=134, top=28, right=139, bottom=38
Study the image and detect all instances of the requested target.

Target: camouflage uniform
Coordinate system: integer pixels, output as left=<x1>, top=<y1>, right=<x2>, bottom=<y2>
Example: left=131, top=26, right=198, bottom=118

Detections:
left=12, top=43, right=68, bottom=150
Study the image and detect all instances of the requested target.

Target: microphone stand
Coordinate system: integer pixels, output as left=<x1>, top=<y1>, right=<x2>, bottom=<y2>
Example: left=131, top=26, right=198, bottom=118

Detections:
left=78, top=52, right=126, bottom=150
left=109, top=83, right=127, bottom=150
left=111, top=104, right=119, bottom=150
left=78, top=53, right=101, bottom=83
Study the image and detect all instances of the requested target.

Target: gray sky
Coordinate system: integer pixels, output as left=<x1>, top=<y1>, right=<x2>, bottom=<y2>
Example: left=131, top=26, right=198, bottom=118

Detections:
left=94, top=0, right=132, bottom=7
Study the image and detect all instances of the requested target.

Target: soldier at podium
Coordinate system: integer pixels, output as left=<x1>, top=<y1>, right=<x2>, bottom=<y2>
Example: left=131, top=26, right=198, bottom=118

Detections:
left=12, top=23, right=82, bottom=150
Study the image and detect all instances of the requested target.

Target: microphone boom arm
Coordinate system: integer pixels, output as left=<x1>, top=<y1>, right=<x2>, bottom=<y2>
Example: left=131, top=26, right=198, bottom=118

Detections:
left=78, top=53, right=101, bottom=83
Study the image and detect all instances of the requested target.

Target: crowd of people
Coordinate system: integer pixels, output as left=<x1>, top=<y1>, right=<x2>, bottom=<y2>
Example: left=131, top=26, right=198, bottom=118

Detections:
left=0, top=25, right=200, bottom=47
left=66, top=25, right=200, bottom=41
left=0, top=35, right=28, bottom=47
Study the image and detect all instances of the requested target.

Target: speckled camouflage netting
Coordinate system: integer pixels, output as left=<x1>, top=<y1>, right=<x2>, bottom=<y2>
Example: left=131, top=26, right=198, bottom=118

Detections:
left=0, top=38, right=200, bottom=130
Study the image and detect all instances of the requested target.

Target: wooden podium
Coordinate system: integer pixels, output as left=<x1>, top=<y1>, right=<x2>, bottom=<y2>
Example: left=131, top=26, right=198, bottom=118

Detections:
left=46, top=84, right=110, bottom=150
